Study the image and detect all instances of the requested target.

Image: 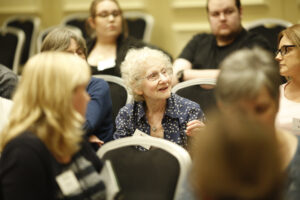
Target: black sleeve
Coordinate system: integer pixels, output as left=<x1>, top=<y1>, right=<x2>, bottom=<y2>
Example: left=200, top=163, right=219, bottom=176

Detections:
left=178, top=34, right=202, bottom=62
left=0, top=145, right=53, bottom=200
left=80, top=139, right=103, bottom=172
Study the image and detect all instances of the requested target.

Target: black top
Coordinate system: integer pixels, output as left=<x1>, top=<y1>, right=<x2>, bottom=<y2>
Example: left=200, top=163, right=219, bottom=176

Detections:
left=179, top=28, right=272, bottom=69
left=0, top=131, right=105, bottom=200
left=87, top=35, right=173, bottom=77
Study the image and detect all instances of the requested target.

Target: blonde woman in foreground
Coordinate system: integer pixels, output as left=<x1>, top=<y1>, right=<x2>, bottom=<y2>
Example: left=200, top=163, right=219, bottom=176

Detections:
left=0, top=52, right=105, bottom=200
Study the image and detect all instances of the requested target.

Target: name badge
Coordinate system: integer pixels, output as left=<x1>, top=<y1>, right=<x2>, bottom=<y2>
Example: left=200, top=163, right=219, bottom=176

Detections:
left=133, top=129, right=151, bottom=149
left=97, top=58, right=115, bottom=71
left=293, top=118, right=300, bottom=133
left=56, top=170, right=81, bottom=196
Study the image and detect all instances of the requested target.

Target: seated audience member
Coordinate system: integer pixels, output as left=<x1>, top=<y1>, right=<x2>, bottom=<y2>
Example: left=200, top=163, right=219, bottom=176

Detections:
left=0, top=64, right=18, bottom=99
left=0, top=97, right=13, bottom=133
left=191, top=112, right=283, bottom=200
left=41, top=27, right=114, bottom=147
left=113, top=47, right=205, bottom=148
left=172, top=0, right=271, bottom=85
left=275, top=24, right=300, bottom=135
left=87, top=0, right=172, bottom=76
left=0, top=52, right=105, bottom=199
left=215, top=47, right=300, bottom=200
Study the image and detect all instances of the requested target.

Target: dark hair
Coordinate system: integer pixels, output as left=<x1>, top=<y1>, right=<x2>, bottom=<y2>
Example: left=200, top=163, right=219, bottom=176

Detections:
left=88, top=0, right=128, bottom=38
left=206, top=0, right=241, bottom=12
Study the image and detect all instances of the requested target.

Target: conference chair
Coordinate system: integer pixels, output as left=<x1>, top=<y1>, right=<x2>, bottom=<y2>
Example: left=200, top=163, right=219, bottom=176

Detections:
left=246, top=18, right=293, bottom=53
left=172, top=78, right=217, bottom=116
left=93, top=75, right=131, bottom=129
left=97, top=136, right=192, bottom=200
left=0, top=26, right=25, bottom=74
left=124, top=11, right=154, bottom=42
left=3, top=15, right=40, bottom=65
left=61, top=13, right=90, bottom=41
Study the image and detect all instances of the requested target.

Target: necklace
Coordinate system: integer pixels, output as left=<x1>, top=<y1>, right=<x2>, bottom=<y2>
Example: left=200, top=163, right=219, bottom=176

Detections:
left=151, top=126, right=157, bottom=132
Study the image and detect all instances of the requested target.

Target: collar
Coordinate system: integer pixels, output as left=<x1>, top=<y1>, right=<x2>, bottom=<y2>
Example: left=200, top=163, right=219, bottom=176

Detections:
left=135, top=93, right=184, bottom=124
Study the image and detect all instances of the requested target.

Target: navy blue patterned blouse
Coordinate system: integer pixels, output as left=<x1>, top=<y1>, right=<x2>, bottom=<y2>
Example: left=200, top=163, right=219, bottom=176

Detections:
left=113, top=93, right=205, bottom=147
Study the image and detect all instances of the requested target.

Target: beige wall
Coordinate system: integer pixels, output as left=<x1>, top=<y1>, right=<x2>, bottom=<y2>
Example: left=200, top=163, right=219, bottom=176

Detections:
left=0, top=0, right=300, bottom=58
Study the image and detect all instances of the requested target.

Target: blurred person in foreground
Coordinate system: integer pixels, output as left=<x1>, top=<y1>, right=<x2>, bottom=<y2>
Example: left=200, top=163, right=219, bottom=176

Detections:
left=0, top=52, right=105, bottom=200
left=191, top=111, right=284, bottom=200
left=213, top=47, right=299, bottom=200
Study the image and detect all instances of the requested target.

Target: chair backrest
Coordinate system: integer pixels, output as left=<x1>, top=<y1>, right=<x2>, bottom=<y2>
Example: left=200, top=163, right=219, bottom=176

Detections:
left=97, top=136, right=192, bottom=200
left=36, top=25, right=82, bottom=53
left=123, top=11, right=154, bottom=42
left=172, top=78, right=217, bottom=115
left=3, top=16, right=40, bottom=65
left=0, top=27, right=25, bottom=74
left=61, top=13, right=90, bottom=41
left=245, top=18, right=293, bottom=53
left=93, top=75, right=131, bottom=129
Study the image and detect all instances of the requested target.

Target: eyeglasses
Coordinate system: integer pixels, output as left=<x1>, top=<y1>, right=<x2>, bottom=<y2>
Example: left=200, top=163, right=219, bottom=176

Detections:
left=95, top=10, right=121, bottom=18
left=276, top=45, right=296, bottom=56
left=143, top=68, right=173, bottom=82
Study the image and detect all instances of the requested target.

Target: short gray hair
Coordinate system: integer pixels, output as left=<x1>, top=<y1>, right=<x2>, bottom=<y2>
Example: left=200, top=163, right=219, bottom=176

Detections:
left=216, top=47, right=281, bottom=104
left=121, top=47, right=172, bottom=101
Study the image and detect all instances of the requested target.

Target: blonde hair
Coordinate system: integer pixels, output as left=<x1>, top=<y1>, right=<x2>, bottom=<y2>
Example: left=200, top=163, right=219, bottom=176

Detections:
left=0, top=52, right=91, bottom=159
left=278, top=24, right=300, bottom=47
left=121, top=47, right=172, bottom=101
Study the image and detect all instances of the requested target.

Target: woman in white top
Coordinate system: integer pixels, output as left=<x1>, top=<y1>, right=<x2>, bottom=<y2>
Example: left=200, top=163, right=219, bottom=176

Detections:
left=0, top=97, right=13, bottom=133
left=275, top=24, right=300, bottom=135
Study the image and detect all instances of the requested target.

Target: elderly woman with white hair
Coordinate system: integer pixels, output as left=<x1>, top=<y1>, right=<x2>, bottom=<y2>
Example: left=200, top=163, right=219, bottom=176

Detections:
left=113, top=47, right=205, bottom=148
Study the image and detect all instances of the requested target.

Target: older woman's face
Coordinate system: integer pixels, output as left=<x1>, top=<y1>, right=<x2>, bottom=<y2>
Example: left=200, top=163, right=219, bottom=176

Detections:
left=90, top=0, right=122, bottom=39
left=275, top=35, right=300, bottom=77
left=138, top=62, right=172, bottom=101
left=235, top=86, right=278, bottom=131
left=66, top=38, right=86, bottom=60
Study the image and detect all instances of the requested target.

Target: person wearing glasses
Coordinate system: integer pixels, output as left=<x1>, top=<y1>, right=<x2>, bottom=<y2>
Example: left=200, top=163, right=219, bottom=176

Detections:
left=0, top=52, right=106, bottom=200
left=213, top=47, right=299, bottom=200
left=87, top=0, right=171, bottom=77
left=41, top=27, right=114, bottom=149
left=113, top=47, right=205, bottom=148
left=172, top=0, right=271, bottom=85
left=275, top=24, right=300, bottom=135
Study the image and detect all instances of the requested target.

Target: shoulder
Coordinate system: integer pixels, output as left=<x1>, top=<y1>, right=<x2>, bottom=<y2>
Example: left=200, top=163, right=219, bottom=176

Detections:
left=87, top=77, right=110, bottom=92
left=239, top=29, right=271, bottom=49
left=0, top=65, right=17, bottom=79
left=3, top=131, right=48, bottom=155
left=172, top=93, right=200, bottom=108
left=1, top=131, right=52, bottom=168
left=118, top=102, right=135, bottom=115
left=119, top=36, right=146, bottom=49
left=190, top=33, right=214, bottom=42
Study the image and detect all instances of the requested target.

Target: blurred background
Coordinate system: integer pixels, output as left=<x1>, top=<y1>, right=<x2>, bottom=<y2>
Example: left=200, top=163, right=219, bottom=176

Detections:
left=0, top=0, right=299, bottom=58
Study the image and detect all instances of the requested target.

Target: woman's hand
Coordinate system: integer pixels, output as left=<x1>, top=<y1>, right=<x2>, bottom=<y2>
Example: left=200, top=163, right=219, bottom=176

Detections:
left=186, top=120, right=205, bottom=137
left=89, top=135, right=104, bottom=147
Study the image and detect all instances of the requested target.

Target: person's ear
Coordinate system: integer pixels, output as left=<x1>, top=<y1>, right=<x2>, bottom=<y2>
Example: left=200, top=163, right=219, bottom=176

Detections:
left=88, top=17, right=96, bottom=29
left=134, top=87, right=143, bottom=96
